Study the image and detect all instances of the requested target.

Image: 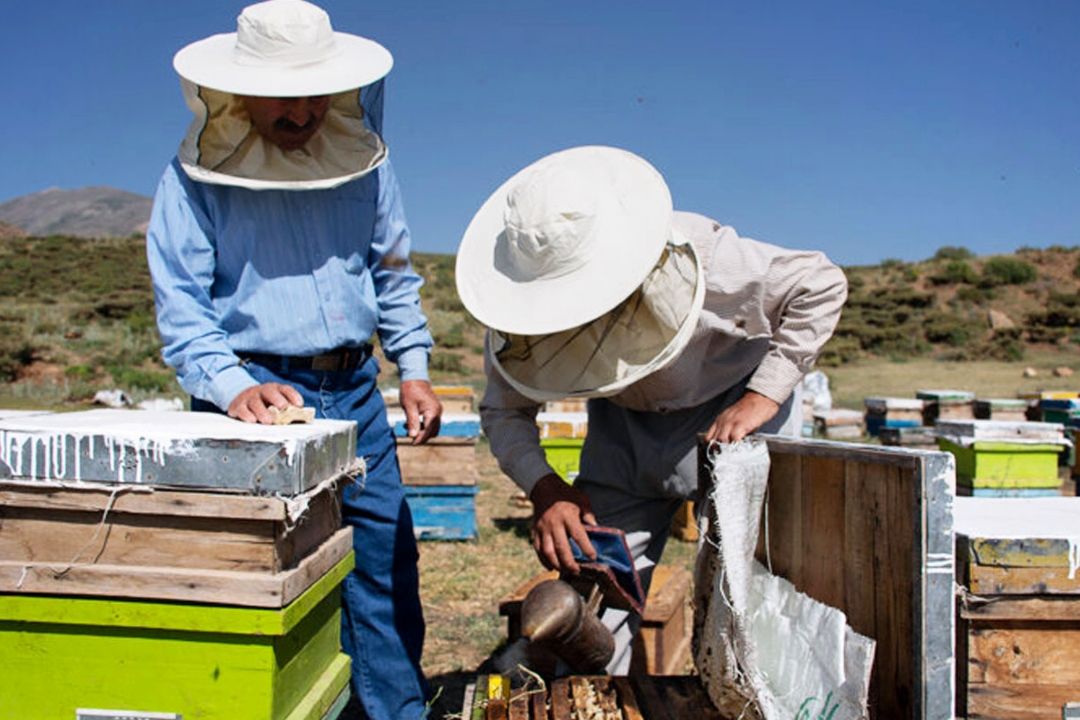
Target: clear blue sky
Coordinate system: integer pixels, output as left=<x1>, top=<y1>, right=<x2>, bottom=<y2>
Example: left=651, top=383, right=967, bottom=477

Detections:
left=2, top=0, right=1077, bottom=266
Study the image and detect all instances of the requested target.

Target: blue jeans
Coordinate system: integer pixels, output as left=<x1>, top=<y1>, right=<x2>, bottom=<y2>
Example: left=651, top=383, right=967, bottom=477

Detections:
left=192, top=356, right=428, bottom=719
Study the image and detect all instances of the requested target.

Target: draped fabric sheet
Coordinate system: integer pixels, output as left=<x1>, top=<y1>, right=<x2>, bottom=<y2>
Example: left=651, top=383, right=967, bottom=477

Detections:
left=692, top=439, right=875, bottom=719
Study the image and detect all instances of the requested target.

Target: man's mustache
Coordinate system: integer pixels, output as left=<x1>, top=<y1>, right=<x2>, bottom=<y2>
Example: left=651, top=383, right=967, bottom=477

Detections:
left=274, top=116, right=318, bottom=133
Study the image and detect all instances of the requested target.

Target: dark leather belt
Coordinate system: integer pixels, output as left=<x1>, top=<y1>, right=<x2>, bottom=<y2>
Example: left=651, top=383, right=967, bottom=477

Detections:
left=240, top=344, right=373, bottom=372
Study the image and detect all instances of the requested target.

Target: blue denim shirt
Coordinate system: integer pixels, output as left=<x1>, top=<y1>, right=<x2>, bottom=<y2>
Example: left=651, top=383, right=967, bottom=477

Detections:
left=146, top=156, right=432, bottom=410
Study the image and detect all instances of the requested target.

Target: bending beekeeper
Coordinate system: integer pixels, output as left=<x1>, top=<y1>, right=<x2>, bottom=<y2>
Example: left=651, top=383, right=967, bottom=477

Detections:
left=146, top=2, right=441, bottom=717
left=455, top=146, right=848, bottom=672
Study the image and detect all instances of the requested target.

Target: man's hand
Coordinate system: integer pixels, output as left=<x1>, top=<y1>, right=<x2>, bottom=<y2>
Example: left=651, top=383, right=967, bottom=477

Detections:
left=705, top=390, right=780, bottom=443
left=228, top=383, right=305, bottom=424
left=399, top=379, right=442, bottom=444
left=529, top=473, right=598, bottom=574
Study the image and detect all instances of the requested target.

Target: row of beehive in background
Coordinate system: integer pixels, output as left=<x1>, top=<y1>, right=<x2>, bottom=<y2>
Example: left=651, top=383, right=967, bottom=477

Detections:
left=385, top=388, right=592, bottom=541
left=813, top=390, right=1080, bottom=496
left=0, top=408, right=358, bottom=719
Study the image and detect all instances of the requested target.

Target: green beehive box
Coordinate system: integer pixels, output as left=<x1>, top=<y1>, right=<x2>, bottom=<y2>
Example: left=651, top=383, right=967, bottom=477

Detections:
left=937, top=438, right=1063, bottom=488
left=541, top=437, right=585, bottom=483
left=0, top=556, right=353, bottom=720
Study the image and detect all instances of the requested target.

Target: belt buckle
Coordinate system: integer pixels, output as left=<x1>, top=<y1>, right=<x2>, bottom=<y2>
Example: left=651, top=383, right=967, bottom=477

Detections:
left=311, top=353, right=340, bottom=372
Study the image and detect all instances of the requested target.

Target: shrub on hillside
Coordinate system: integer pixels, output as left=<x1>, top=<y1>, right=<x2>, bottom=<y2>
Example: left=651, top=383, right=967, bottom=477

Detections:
left=0, top=336, right=35, bottom=381
left=1026, top=293, right=1080, bottom=328
left=978, top=329, right=1025, bottom=361
left=1074, top=257, right=1080, bottom=279
left=929, top=260, right=978, bottom=286
left=923, top=312, right=974, bottom=346
left=817, top=336, right=861, bottom=367
left=955, top=286, right=996, bottom=304
left=980, top=257, right=1036, bottom=286
left=933, top=246, right=974, bottom=261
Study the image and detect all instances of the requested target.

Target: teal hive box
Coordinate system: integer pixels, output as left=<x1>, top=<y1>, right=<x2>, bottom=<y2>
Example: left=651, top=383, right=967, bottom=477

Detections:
left=541, top=437, right=585, bottom=482
left=405, top=484, right=478, bottom=540
left=0, top=556, right=353, bottom=720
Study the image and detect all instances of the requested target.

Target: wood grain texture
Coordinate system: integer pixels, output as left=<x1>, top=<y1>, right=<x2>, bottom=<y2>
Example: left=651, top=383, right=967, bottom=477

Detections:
left=0, top=481, right=341, bottom=573
left=969, top=566, right=1080, bottom=594
left=759, top=445, right=919, bottom=719
left=0, top=525, right=352, bottom=608
left=962, top=596, right=1080, bottom=621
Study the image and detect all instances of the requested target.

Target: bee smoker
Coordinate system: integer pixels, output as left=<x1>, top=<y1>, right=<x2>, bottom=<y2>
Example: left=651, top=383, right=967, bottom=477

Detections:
left=519, top=578, right=615, bottom=674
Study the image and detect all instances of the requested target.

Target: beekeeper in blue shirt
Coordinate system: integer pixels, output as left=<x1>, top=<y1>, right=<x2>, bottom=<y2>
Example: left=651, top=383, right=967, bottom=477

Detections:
left=146, top=2, right=441, bottom=717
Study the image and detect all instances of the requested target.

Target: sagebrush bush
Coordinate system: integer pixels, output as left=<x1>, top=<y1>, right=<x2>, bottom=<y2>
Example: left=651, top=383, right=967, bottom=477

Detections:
left=981, top=257, right=1036, bottom=286
left=933, top=246, right=974, bottom=261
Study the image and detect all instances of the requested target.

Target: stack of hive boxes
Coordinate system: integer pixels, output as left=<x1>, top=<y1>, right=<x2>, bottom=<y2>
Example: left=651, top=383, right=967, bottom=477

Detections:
left=536, top=397, right=588, bottom=483
left=935, top=418, right=1072, bottom=497
left=0, top=408, right=358, bottom=720
left=812, top=408, right=864, bottom=440
left=386, top=386, right=481, bottom=540
left=954, top=497, right=1080, bottom=719
left=918, top=388, right=975, bottom=425
left=863, top=396, right=924, bottom=437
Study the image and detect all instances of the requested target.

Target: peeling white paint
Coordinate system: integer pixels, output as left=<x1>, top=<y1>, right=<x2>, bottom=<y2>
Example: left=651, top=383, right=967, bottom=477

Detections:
left=0, top=409, right=355, bottom=485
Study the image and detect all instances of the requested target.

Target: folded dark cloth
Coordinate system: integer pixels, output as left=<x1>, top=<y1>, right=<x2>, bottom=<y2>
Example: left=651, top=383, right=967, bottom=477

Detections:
left=564, top=525, right=645, bottom=615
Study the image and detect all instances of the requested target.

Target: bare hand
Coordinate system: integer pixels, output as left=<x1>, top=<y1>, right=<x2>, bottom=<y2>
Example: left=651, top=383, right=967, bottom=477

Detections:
left=529, top=474, right=598, bottom=574
left=705, top=390, right=780, bottom=443
left=228, top=383, right=305, bottom=424
left=399, top=379, right=442, bottom=444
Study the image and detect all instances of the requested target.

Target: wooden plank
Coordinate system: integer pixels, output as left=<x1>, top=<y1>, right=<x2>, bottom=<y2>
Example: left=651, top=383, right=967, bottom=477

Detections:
left=549, top=678, right=572, bottom=720
left=0, top=481, right=342, bottom=573
left=876, top=449, right=918, bottom=719
left=758, top=450, right=802, bottom=580
left=529, top=687, right=548, bottom=720
left=842, top=459, right=889, bottom=641
left=0, top=481, right=287, bottom=519
left=967, top=683, right=1080, bottom=720
left=507, top=688, right=530, bottom=720
left=962, top=596, right=1080, bottom=621
left=970, top=566, right=1080, bottom=595
left=797, top=454, right=846, bottom=609
left=968, top=623, right=1080, bottom=685
left=0, top=525, right=352, bottom=608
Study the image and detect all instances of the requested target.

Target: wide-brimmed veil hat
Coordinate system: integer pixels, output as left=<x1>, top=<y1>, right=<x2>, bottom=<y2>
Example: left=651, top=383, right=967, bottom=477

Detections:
left=455, top=146, right=706, bottom=401
left=172, top=0, right=391, bottom=190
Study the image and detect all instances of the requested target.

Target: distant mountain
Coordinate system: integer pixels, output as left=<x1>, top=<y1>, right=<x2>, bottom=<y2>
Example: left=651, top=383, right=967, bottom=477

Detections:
left=0, top=187, right=152, bottom=239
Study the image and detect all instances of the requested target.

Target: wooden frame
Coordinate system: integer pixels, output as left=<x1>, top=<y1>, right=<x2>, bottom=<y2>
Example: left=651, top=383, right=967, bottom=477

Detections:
left=706, top=436, right=956, bottom=720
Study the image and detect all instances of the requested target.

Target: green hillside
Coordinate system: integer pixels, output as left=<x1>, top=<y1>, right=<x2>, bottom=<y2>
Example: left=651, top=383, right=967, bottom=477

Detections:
left=1, top=236, right=1078, bottom=410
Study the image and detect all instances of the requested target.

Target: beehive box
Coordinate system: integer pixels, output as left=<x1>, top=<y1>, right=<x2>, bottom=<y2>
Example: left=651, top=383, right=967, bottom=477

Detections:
left=973, top=398, right=1029, bottom=422
left=1039, top=398, right=1080, bottom=426
left=0, top=481, right=352, bottom=607
left=0, top=555, right=353, bottom=720
left=919, top=389, right=975, bottom=425
left=498, top=564, right=691, bottom=677
left=540, top=437, right=585, bottom=482
left=864, top=397, right=924, bottom=437
left=879, top=425, right=938, bottom=449
left=536, top=411, right=588, bottom=440
left=393, top=424, right=479, bottom=540
left=405, top=483, right=477, bottom=540
left=732, top=435, right=956, bottom=719
left=0, top=409, right=357, bottom=495
left=812, top=408, right=864, bottom=439
left=935, top=420, right=1068, bottom=490
left=954, top=496, right=1080, bottom=719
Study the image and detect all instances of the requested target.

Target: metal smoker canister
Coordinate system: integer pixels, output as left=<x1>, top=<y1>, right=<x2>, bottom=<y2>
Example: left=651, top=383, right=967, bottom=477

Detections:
left=520, top=578, right=615, bottom=674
